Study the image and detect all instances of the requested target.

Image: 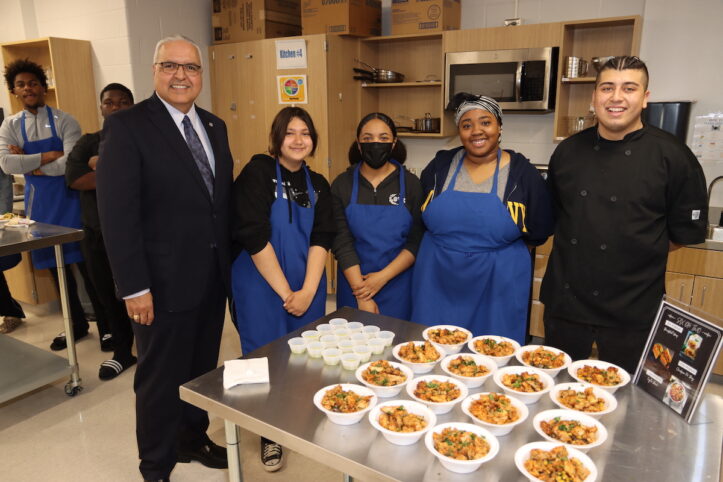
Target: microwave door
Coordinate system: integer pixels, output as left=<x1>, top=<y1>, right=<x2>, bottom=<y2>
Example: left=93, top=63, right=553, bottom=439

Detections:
left=448, top=62, right=517, bottom=103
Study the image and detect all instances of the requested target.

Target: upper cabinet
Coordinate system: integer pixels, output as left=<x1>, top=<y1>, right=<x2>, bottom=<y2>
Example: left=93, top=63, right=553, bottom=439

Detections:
left=1, top=37, right=99, bottom=133
left=358, top=33, right=450, bottom=138
left=553, top=16, right=642, bottom=140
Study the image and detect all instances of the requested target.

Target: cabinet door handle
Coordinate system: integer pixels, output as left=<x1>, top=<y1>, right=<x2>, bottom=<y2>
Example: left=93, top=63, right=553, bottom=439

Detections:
left=679, top=284, right=684, bottom=301
left=700, top=286, right=707, bottom=306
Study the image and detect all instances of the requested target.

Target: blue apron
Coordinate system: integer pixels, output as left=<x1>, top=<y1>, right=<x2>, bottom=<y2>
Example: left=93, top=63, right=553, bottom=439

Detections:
left=21, top=106, right=83, bottom=269
left=336, top=161, right=413, bottom=319
left=232, top=160, right=327, bottom=354
left=411, top=150, right=529, bottom=344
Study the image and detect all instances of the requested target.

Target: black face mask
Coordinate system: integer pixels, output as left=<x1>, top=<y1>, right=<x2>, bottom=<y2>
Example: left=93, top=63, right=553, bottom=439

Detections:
left=359, top=142, right=393, bottom=169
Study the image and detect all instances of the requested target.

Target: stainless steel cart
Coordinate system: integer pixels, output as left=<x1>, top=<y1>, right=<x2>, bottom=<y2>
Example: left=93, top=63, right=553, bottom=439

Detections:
left=0, top=222, right=84, bottom=402
left=181, top=307, right=723, bottom=481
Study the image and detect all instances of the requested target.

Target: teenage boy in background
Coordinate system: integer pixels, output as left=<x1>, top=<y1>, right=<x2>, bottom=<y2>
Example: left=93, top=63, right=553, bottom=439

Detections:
left=67, top=83, right=136, bottom=380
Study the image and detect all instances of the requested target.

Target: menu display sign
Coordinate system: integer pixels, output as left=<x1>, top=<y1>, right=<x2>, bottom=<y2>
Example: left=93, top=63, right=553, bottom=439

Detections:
left=634, top=300, right=723, bottom=423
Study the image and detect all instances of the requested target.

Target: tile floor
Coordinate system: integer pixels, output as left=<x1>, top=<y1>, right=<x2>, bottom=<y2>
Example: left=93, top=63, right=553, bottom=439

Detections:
left=0, top=300, right=341, bottom=482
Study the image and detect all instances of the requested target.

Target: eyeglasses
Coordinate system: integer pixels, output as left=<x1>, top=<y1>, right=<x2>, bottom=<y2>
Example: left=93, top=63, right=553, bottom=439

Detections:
left=154, top=61, right=202, bottom=76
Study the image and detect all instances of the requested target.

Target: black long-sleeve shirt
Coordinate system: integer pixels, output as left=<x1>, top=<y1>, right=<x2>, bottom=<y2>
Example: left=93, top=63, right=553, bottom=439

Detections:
left=232, top=154, right=334, bottom=258
left=331, top=164, right=424, bottom=271
left=65, top=131, right=101, bottom=231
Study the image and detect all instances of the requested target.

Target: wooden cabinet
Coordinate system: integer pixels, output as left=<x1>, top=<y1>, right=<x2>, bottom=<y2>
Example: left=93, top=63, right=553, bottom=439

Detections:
left=359, top=33, right=452, bottom=138
left=552, top=16, right=642, bottom=140
left=209, top=34, right=361, bottom=292
left=666, top=247, right=723, bottom=374
left=529, top=238, right=553, bottom=338
left=1, top=37, right=99, bottom=133
left=1, top=37, right=98, bottom=304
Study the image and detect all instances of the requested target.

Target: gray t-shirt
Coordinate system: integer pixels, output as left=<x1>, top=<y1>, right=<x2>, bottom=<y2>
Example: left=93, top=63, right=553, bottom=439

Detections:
left=441, top=149, right=509, bottom=201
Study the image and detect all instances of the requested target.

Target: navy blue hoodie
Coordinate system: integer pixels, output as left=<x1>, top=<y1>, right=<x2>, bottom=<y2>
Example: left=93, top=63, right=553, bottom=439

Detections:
left=419, top=146, right=555, bottom=246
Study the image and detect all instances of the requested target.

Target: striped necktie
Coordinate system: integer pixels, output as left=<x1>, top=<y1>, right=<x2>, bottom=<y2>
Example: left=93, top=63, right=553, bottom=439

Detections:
left=182, top=115, right=214, bottom=196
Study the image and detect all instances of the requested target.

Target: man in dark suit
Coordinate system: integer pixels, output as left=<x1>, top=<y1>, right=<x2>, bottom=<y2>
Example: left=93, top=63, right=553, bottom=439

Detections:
left=97, top=35, right=232, bottom=482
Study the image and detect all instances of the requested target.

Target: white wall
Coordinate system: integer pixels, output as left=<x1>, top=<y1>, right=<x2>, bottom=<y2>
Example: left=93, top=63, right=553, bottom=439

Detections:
left=640, top=0, right=723, bottom=210
left=124, top=0, right=213, bottom=110
left=0, top=0, right=214, bottom=124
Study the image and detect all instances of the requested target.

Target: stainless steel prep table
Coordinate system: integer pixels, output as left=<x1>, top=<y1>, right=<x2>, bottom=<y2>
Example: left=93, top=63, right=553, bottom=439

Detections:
left=180, top=307, right=723, bottom=481
left=0, top=222, right=84, bottom=401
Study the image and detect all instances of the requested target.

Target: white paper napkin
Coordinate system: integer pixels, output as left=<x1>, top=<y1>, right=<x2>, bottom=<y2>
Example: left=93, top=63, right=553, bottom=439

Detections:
left=223, top=357, right=269, bottom=389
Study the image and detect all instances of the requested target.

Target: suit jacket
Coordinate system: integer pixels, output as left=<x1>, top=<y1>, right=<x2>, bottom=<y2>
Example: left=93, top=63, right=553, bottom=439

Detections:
left=96, top=93, right=233, bottom=312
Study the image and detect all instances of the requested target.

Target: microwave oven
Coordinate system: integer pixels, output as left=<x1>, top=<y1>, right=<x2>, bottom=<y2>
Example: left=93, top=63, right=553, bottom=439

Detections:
left=445, top=47, right=559, bottom=111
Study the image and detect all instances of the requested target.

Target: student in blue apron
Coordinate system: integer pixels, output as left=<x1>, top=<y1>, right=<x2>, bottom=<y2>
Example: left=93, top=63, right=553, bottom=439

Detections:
left=0, top=59, right=108, bottom=350
left=331, top=112, right=423, bottom=319
left=411, top=93, right=554, bottom=344
left=231, top=106, right=334, bottom=472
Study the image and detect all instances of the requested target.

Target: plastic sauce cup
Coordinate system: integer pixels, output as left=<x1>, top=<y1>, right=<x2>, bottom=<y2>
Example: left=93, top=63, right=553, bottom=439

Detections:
left=322, top=348, right=341, bottom=365
left=287, top=337, right=306, bottom=354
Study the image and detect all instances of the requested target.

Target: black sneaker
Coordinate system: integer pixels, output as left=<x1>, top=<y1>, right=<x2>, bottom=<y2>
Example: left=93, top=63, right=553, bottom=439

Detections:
left=261, top=438, right=283, bottom=472
left=50, top=329, right=89, bottom=351
left=100, top=333, right=114, bottom=352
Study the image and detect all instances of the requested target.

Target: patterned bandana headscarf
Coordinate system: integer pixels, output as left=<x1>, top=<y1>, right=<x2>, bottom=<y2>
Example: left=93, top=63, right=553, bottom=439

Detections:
left=454, top=95, right=503, bottom=126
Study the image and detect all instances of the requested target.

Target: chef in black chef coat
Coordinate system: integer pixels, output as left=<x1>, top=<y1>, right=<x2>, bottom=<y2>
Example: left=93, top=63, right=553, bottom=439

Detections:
left=540, top=56, right=708, bottom=373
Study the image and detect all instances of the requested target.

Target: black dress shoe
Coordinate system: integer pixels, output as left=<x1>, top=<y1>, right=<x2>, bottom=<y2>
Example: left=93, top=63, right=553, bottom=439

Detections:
left=143, top=479, right=169, bottom=482
left=178, top=442, right=228, bottom=469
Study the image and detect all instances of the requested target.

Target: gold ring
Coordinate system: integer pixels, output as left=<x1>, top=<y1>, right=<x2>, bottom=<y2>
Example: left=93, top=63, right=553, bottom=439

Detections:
left=132, top=314, right=140, bottom=320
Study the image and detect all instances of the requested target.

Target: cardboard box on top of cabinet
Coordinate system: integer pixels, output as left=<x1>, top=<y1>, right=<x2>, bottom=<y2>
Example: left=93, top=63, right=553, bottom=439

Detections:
left=301, top=0, right=381, bottom=37
left=391, top=0, right=460, bottom=35
left=212, top=0, right=302, bottom=44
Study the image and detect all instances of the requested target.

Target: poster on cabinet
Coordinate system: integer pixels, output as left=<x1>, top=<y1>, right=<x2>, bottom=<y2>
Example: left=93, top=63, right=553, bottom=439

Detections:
left=277, top=75, right=307, bottom=104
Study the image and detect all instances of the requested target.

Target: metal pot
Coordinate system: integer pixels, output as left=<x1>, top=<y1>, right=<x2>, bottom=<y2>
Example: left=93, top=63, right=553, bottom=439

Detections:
left=413, top=113, right=441, bottom=133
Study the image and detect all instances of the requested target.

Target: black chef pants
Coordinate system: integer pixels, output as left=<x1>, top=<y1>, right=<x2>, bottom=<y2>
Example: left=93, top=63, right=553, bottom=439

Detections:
left=543, top=316, right=651, bottom=374
left=132, top=254, right=226, bottom=480
left=49, top=264, right=91, bottom=335
left=81, top=228, right=134, bottom=359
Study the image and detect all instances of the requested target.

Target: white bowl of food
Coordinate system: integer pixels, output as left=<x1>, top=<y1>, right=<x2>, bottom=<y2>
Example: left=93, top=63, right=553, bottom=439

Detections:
left=467, top=335, right=520, bottom=367
left=460, top=391, right=528, bottom=436
left=532, top=409, right=608, bottom=453
left=515, top=441, right=597, bottom=482
left=493, top=366, right=554, bottom=405
left=355, top=360, right=414, bottom=398
left=406, top=374, right=468, bottom=414
left=515, top=345, right=572, bottom=378
left=422, top=325, right=473, bottom=355
left=313, top=383, right=377, bottom=425
left=425, top=422, right=500, bottom=474
left=392, top=341, right=441, bottom=374
left=549, top=382, right=618, bottom=418
left=440, top=353, right=496, bottom=388
left=368, top=400, right=437, bottom=446
left=568, top=359, right=631, bottom=393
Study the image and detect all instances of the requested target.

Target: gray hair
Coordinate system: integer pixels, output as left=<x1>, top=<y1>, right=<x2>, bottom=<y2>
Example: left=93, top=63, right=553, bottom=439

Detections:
left=455, top=95, right=503, bottom=126
left=153, top=35, right=203, bottom=68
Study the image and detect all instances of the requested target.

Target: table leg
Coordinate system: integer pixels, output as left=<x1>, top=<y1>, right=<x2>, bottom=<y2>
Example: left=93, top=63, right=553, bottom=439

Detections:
left=55, top=245, right=82, bottom=396
left=224, top=419, right=243, bottom=482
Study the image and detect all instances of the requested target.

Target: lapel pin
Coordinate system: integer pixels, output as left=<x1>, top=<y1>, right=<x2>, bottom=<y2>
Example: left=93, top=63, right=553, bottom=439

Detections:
left=209, top=122, right=214, bottom=127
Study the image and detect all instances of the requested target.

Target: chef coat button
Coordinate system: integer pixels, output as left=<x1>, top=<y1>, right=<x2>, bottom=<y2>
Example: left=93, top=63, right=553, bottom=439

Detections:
left=592, top=290, right=600, bottom=296
left=600, top=244, right=607, bottom=250
left=564, top=283, right=570, bottom=289
left=610, top=195, right=617, bottom=202
left=580, top=189, right=588, bottom=197
left=594, top=145, right=600, bottom=151
left=625, top=149, right=631, bottom=156
left=570, top=238, right=578, bottom=245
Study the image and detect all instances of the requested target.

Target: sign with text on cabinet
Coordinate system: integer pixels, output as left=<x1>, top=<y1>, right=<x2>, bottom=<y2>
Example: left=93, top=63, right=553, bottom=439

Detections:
left=276, top=39, right=307, bottom=70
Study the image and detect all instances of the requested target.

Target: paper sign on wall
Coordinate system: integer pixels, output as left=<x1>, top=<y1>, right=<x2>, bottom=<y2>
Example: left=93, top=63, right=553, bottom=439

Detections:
left=275, top=39, right=307, bottom=70
left=277, top=75, right=307, bottom=104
